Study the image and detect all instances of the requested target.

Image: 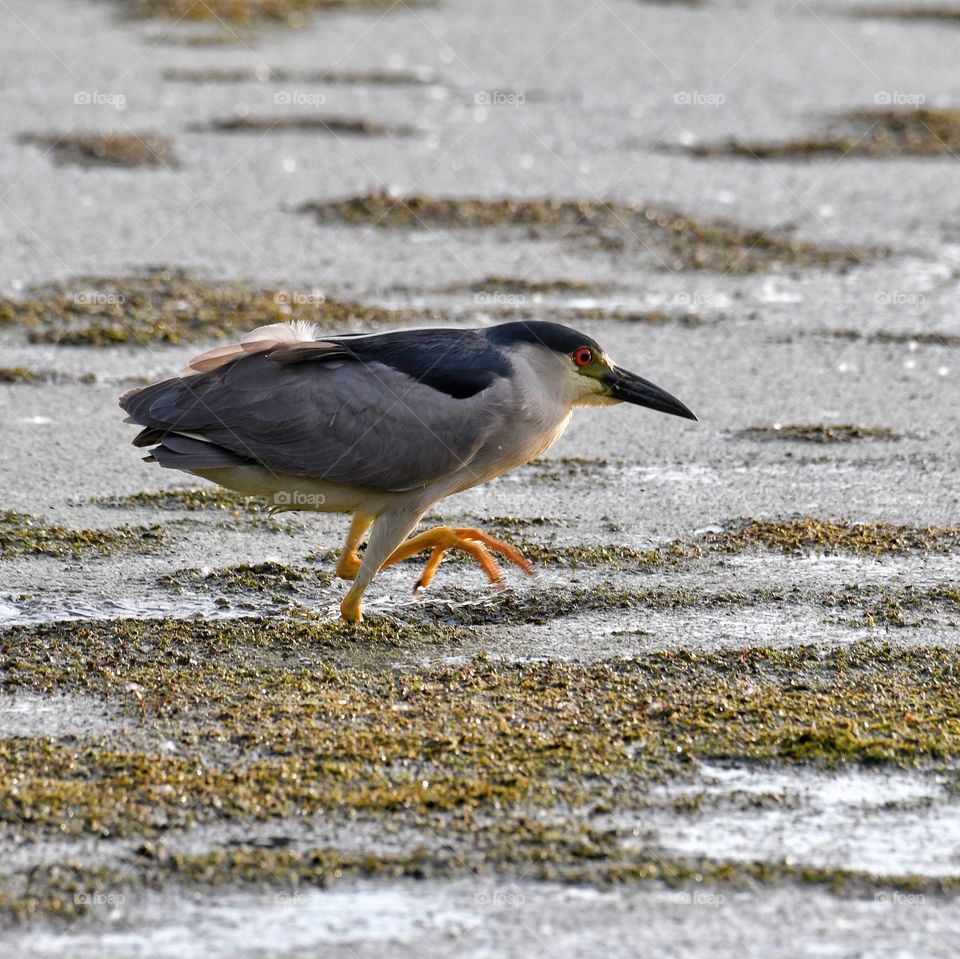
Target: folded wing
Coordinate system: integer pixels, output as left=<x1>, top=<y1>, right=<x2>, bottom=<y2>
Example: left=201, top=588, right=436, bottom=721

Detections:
left=120, top=326, right=504, bottom=492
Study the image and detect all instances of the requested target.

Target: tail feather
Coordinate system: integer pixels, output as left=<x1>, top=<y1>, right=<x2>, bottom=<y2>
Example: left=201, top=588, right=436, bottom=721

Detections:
left=132, top=427, right=165, bottom=448
left=119, top=319, right=342, bottom=476
left=149, top=434, right=253, bottom=470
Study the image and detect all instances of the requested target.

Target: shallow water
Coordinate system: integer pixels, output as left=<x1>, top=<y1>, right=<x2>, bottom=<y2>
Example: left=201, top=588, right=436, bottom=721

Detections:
left=7, top=878, right=959, bottom=959
left=0, top=691, right=131, bottom=738
left=646, top=763, right=960, bottom=876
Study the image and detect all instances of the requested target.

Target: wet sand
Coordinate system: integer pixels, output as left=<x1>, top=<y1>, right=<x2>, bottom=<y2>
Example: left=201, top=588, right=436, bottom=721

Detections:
left=1, top=0, right=960, bottom=955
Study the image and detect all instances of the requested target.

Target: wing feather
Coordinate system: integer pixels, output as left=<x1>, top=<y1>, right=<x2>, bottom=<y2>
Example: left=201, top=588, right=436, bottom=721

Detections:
left=121, top=335, right=505, bottom=491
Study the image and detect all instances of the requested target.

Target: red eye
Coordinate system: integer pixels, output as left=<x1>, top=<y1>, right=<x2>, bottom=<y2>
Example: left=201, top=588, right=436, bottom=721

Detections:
left=572, top=347, right=593, bottom=367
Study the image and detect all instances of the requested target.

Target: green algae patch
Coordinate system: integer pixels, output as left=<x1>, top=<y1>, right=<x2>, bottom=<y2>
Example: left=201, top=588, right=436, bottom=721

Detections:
left=0, top=367, right=40, bottom=383
left=152, top=28, right=256, bottom=45
left=855, top=5, right=960, bottom=24
left=0, top=270, right=439, bottom=346
left=4, top=846, right=960, bottom=926
left=705, top=517, right=960, bottom=557
left=524, top=455, right=620, bottom=482
left=481, top=515, right=960, bottom=577
left=132, top=0, right=428, bottom=23
left=298, top=192, right=871, bottom=273
left=496, top=542, right=677, bottom=573
left=0, top=367, right=98, bottom=385
left=473, top=304, right=706, bottom=327
left=737, top=424, right=901, bottom=443
left=190, top=115, right=417, bottom=136
left=5, top=627, right=960, bottom=916
left=403, top=584, right=766, bottom=626
left=525, top=516, right=960, bottom=568
left=0, top=862, right=119, bottom=924
left=20, top=132, right=175, bottom=169
left=0, top=510, right=167, bottom=559
left=403, top=581, right=960, bottom=629
left=827, top=328, right=960, bottom=348
left=4, top=628, right=960, bottom=839
left=449, top=275, right=601, bottom=295
left=472, top=514, right=562, bottom=529
left=93, top=488, right=263, bottom=512
left=554, top=306, right=707, bottom=327
left=154, top=846, right=455, bottom=887
left=163, top=66, right=438, bottom=85
left=0, top=615, right=466, bottom=704
left=156, top=846, right=960, bottom=895
left=829, top=584, right=960, bottom=629
left=161, top=561, right=335, bottom=594
left=690, top=108, right=960, bottom=160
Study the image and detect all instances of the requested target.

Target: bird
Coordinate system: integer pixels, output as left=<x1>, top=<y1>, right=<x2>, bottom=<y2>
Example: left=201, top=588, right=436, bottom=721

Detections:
left=120, top=319, right=696, bottom=622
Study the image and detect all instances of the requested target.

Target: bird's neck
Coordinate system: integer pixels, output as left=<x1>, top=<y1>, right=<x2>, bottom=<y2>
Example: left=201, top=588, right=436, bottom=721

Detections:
left=509, top=346, right=580, bottom=456
left=512, top=344, right=583, bottom=413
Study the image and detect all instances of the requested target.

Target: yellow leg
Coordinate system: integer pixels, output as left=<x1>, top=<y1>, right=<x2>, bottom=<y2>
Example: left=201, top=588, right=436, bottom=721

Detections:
left=336, top=512, right=373, bottom=581
left=337, top=510, right=425, bottom=624
left=381, top=526, right=534, bottom=592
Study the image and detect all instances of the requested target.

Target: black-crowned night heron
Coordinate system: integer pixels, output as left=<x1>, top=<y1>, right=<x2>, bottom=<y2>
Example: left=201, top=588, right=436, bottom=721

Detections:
left=120, top=320, right=695, bottom=621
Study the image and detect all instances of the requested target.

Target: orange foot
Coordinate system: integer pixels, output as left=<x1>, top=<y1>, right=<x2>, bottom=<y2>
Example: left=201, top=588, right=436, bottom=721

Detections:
left=381, top=526, right=535, bottom=592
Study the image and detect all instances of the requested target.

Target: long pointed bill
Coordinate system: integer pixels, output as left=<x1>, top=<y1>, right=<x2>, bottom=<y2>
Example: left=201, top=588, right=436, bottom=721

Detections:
left=601, top=367, right=697, bottom=420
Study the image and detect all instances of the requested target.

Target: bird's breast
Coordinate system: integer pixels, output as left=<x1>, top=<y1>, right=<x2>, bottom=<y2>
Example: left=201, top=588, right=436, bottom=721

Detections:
left=454, top=405, right=573, bottom=493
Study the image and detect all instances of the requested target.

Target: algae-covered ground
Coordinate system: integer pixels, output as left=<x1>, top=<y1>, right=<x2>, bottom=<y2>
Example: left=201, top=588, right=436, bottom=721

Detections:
left=0, top=270, right=440, bottom=346
left=298, top=191, right=874, bottom=273
left=131, top=0, right=427, bottom=25
left=189, top=115, right=418, bottom=136
left=19, top=132, right=176, bottom=169
left=2, top=0, right=960, bottom=955
left=687, top=108, right=960, bottom=160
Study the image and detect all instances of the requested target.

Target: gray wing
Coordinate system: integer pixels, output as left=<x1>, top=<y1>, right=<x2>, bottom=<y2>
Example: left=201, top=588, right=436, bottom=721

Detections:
left=120, top=350, right=504, bottom=492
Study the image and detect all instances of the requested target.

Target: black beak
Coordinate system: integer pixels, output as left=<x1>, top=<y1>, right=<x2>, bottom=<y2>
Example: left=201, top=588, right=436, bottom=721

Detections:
left=602, top=367, right=697, bottom=421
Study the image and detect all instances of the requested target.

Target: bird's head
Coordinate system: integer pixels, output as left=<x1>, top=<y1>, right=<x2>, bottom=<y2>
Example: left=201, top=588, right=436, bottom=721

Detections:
left=486, top=321, right=697, bottom=420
